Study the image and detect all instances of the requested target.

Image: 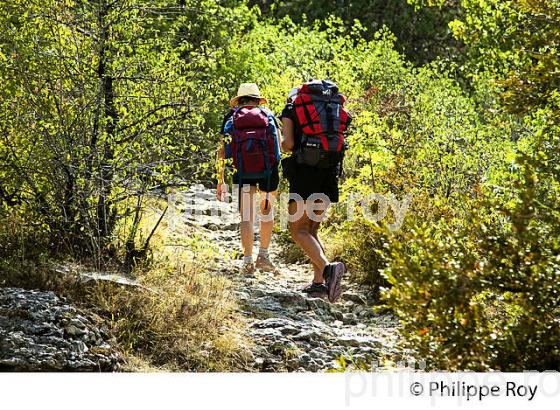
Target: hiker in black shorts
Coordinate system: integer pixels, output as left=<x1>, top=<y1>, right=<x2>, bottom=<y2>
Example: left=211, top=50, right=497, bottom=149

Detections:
left=280, top=80, right=352, bottom=303
left=217, top=83, right=281, bottom=276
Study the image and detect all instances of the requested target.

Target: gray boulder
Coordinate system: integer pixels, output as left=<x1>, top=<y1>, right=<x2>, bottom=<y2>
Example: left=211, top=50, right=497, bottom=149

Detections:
left=0, top=287, right=121, bottom=371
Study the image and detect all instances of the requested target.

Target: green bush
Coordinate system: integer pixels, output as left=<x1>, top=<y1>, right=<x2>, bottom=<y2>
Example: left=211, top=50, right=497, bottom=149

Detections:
left=382, top=114, right=560, bottom=370
left=325, top=215, right=389, bottom=294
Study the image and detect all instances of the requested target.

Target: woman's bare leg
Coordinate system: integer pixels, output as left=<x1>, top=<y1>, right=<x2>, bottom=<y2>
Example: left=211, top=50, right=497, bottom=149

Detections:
left=288, top=200, right=329, bottom=283
left=309, top=218, right=325, bottom=279
left=258, top=190, right=277, bottom=250
left=239, top=185, right=256, bottom=257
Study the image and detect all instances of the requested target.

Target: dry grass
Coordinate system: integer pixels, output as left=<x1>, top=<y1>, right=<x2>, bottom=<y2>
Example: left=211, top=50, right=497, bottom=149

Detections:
left=90, top=255, right=247, bottom=371
left=0, top=200, right=252, bottom=372
left=87, top=198, right=251, bottom=371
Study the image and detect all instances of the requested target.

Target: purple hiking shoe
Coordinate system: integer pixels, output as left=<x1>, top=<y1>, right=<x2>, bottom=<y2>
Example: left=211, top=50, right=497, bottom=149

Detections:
left=324, top=262, right=346, bottom=303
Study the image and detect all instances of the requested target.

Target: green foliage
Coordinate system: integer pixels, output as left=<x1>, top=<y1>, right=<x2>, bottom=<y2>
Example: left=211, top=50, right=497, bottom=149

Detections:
left=1, top=0, right=557, bottom=372
left=273, top=226, right=307, bottom=264
left=251, top=0, right=461, bottom=64
left=325, top=216, right=389, bottom=292
left=412, top=0, right=560, bottom=116
left=383, top=0, right=560, bottom=371
left=383, top=131, right=560, bottom=370
left=0, top=0, right=252, bottom=262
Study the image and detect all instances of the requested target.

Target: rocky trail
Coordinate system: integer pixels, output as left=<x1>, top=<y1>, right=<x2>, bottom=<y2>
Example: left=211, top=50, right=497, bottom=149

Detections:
left=173, top=185, right=406, bottom=372
left=0, top=185, right=405, bottom=372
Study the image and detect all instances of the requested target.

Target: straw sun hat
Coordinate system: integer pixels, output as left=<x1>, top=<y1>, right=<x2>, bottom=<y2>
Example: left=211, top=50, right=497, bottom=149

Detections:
left=229, top=83, right=268, bottom=107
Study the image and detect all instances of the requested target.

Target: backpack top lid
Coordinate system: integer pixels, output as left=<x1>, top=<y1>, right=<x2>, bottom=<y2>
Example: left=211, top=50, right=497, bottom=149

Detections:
left=298, top=79, right=345, bottom=103
left=233, top=106, right=269, bottom=130
left=300, top=79, right=338, bottom=94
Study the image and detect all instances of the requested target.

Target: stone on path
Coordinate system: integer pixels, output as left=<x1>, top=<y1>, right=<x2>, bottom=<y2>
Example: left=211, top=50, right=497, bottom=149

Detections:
left=0, top=288, right=121, bottom=371
left=179, top=185, right=407, bottom=372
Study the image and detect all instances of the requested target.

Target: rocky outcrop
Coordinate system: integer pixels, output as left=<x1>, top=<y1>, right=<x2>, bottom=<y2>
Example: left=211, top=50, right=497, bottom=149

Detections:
left=53, top=263, right=154, bottom=292
left=0, top=287, right=121, bottom=371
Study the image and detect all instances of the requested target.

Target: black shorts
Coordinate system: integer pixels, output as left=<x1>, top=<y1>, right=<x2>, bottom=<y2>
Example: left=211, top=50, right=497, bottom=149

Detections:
left=283, top=158, right=339, bottom=203
left=232, top=165, right=280, bottom=192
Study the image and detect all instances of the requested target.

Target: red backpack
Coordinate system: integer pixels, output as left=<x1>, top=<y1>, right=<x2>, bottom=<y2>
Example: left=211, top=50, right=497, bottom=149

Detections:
left=292, top=80, right=350, bottom=168
left=228, top=106, right=280, bottom=179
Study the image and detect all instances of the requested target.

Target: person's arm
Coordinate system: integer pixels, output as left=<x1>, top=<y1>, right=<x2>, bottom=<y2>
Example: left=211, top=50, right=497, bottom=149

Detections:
left=216, top=139, right=227, bottom=201
left=216, top=116, right=233, bottom=200
left=216, top=139, right=225, bottom=184
left=281, top=117, right=295, bottom=152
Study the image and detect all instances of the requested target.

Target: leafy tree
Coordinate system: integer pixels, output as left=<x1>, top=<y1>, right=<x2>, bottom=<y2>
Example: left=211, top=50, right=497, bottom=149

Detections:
left=384, top=0, right=560, bottom=370
left=250, top=0, right=462, bottom=64
left=0, top=0, right=247, bottom=266
left=410, top=0, right=560, bottom=115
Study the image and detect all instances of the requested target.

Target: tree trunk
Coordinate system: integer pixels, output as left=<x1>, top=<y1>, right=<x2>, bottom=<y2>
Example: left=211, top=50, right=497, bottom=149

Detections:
left=94, top=0, right=118, bottom=244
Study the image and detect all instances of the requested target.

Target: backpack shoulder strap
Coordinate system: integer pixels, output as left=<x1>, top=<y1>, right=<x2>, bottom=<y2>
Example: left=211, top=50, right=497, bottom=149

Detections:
left=220, top=109, right=235, bottom=134
left=246, top=107, right=272, bottom=129
left=232, top=106, right=244, bottom=116
left=260, top=107, right=280, bottom=129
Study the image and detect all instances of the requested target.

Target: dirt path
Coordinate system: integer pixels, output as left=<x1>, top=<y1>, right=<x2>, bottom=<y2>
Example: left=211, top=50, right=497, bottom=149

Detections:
left=172, top=185, right=406, bottom=372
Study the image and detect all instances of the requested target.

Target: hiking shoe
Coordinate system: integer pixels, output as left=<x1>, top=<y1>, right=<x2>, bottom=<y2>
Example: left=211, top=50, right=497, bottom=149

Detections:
left=302, top=282, right=328, bottom=297
left=255, top=254, right=277, bottom=274
left=323, top=262, right=346, bottom=303
left=240, top=260, right=256, bottom=276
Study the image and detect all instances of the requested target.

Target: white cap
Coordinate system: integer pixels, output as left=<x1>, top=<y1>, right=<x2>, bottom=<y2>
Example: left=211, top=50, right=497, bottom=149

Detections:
left=287, top=87, right=300, bottom=102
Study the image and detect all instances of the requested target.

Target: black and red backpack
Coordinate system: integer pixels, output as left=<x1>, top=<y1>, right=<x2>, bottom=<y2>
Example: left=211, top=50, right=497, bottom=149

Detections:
left=292, top=79, right=351, bottom=168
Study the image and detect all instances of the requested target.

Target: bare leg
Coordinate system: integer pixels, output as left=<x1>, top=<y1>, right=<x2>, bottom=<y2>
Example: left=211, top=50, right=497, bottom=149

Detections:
left=239, top=185, right=256, bottom=257
left=310, top=220, right=325, bottom=252
left=309, top=219, right=325, bottom=279
left=288, top=200, right=329, bottom=283
left=310, top=262, right=323, bottom=281
left=258, top=190, right=277, bottom=250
